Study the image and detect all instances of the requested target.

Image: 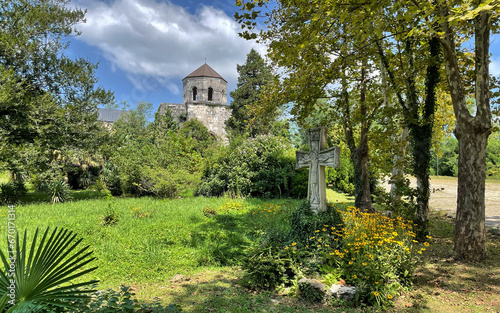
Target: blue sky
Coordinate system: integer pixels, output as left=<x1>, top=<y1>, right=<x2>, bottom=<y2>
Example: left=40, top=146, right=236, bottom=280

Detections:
left=66, top=0, right=500, bottom=114
left=67, top=0, right=265, bottom=112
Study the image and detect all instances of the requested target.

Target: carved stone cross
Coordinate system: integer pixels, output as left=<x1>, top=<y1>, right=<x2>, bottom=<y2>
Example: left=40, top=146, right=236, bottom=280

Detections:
left=296, top=127, right=340, bottom=213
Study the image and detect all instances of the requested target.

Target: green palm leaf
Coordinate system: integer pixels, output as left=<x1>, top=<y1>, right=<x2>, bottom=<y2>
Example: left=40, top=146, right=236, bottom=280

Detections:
left=0, top=227, right=98, bottom=312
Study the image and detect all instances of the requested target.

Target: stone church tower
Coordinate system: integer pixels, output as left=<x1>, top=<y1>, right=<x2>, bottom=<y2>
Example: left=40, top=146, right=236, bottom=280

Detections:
left=158, top=63, right=231, bottom=140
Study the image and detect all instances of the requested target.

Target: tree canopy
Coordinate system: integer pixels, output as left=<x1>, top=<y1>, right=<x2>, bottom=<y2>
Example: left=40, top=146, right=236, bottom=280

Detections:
left=226, top=48, right=275, bottom=138
left=235, top=0, right=499, bottom=261
left=0, top=0, right=113, bottom=176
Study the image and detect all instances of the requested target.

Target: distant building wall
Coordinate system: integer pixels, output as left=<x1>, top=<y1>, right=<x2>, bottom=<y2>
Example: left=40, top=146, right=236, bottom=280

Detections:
left=187, top=104, right=231, bottom=139
left=183, top=77, right=227, bottom=105
left=158, top=103, right=187, bottom=125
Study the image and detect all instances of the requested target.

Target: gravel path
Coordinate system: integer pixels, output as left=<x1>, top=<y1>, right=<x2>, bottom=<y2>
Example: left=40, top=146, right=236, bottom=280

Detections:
left=383, top=176, right=500, bottom=229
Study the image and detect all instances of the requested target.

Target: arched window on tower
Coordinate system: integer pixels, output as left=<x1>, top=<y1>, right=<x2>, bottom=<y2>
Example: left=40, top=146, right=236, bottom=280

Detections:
left=208, top=87, right=213, bottom=101
left=192, top=87, right=197, bottom=101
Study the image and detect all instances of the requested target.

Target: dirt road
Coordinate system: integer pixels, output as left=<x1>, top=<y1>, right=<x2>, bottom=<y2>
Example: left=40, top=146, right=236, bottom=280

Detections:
left=383, top=176, right=500, bottom=229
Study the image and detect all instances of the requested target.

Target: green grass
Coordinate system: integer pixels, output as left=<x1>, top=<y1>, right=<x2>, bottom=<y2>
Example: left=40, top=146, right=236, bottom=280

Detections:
left=0, top=190, right=498, bottom=312
left=0, top=196, right=300, bottom=288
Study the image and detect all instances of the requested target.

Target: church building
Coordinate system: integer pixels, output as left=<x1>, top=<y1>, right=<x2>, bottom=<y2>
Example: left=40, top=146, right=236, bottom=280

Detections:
left=157, top=63, right=231, bottom=140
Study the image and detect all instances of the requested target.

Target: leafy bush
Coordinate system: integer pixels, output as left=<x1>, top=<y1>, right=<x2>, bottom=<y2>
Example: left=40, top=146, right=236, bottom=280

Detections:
left=373, top=182, right=417, bottom=221
left=0, top=181, right=26, bottom=204
left=326, top=143, right=355, bottom=195
left=289, top=170, right=308, bottom=199
left=180, top=118, right=216, bottom=153
left=79, top=285, right=182, bottom=313
left=202, top=206, right=217, bottom=217
left=112, top=131, right=203, bottom=198
left=102, top=162, right=123, bottom=196
left=241, top=246, right=296, bottom=290
left=47, top=180, right=73, bottom=203
left=195, top=134, right=303, bottom=198
left=314, top=205, right=425, bottom=308
left=288, top=201, right=344, bottom=247
left=242, top=201, right=424, bottom=309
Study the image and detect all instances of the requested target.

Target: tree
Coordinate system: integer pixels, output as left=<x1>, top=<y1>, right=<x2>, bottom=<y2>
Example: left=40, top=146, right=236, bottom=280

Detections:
left=226, top=49, right=275, bottom=138
left=433, top=1, right=497, bottom=261
left=236, top=1, right=394, bottom=212
left=236, top=0, right=499, bottom=259
left=0, top=0, right=113, bottom=178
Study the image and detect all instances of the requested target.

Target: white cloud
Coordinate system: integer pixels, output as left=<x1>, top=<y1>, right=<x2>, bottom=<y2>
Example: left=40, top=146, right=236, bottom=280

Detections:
left=491, top=58, right=500, bottom=76
left=73, top=0, right=265, bottom=89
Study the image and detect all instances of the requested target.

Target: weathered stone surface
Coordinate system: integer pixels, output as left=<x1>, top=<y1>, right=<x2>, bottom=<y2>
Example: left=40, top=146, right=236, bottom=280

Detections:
left=327, top=284, right=357, bottom=301
left=296, top=127, right=340, bottom=212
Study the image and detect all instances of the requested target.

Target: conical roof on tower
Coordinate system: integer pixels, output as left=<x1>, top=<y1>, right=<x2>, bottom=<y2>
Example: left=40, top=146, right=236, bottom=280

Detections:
left=183, top=63, right=227, bottom=83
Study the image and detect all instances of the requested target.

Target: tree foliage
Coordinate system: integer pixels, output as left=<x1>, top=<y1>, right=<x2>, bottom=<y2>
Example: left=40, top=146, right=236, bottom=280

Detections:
left=236, top=0, right=499, bottom=260
left=226, top=48, right=275, bottom=138
left=0, top=0, right=113, bottom=178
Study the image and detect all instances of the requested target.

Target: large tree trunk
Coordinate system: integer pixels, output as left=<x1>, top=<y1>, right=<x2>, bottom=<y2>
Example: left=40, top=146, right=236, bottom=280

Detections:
left=377, top=43, right=409, bottom=201
left=390, top=128, right=408, bottom=200
left=412, top=36, right=441, bottom=239
left=351, top=132, right=373, bottom=212
left=439, top=6, right=492, bottom=261
left=454, top=130, right=488, bottom=260
left=342, top=65, right=374, bottom=212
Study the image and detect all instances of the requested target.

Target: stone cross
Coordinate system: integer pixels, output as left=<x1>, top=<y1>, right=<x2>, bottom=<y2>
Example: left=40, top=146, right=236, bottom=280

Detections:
left=296, top=127, right=340, bottom=213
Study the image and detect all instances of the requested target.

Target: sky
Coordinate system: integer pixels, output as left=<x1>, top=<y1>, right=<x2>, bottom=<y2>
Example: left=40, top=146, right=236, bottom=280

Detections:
left=66, top=0, right=500, bottom=114
left=67, top=0, right=266, bottom=112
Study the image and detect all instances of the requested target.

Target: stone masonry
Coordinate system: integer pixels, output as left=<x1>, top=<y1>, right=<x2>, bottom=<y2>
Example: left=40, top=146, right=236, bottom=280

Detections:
left=158, top=63, right=231, bottom=141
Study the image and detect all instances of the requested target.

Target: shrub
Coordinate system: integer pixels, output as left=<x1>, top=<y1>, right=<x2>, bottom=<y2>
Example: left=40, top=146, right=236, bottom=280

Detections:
left=102, top=162, right=123, bottom=196
left=195, top=134, right=302, bottom=198
left=62, top=285, right=182, bottom=312
left=82, top=286, right=182, bottom=313
left=241, top=245, right=296, bottom=290
left=242, top=201, right=425, bottom=309
left=325, top=143, right=355, bottom=195
left=202, top=206, right=217, bottom=217
left=314, top=205, right=426, bottom=308
left=180, top=118, right=216, bottom=153
left=48, top=180, right=73, bottom=203
left=289, top=170, right=308, bottom=198
left=112, top=132, right=203, bottom=198
left=288, top=201, right=344, bottom=247
left=0, top=181, right=26, bottom=204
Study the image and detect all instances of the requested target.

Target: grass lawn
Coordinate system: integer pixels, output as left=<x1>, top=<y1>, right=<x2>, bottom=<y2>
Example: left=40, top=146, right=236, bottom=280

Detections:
left=0, top=189, right=499, bottom=312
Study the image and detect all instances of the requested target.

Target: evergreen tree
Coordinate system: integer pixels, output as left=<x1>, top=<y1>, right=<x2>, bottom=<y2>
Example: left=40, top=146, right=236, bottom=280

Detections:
left=226, top=49, right=275, bottom=138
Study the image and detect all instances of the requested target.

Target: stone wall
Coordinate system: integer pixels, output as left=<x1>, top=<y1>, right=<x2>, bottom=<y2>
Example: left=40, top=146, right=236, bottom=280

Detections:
left=158, top=103, right=187, bottom=124
left=183, top=77, right=227, bottom=105
left=157, top=102, right=231, bottom=141
left=187, top=103, right=231, bottom=140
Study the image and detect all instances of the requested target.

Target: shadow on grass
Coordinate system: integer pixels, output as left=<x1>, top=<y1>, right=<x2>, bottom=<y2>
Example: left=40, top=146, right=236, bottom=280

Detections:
left=404, top=211, right=500, bottom=311
left=14, top=189, right=110, bottom=205
left=164, top=271, right=365, bottom=313
left=185, top=199, right=296, bottom=266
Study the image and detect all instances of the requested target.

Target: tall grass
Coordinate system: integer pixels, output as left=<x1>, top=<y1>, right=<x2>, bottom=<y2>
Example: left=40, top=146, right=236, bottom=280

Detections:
left=0, top=196, right=301, bottom=289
